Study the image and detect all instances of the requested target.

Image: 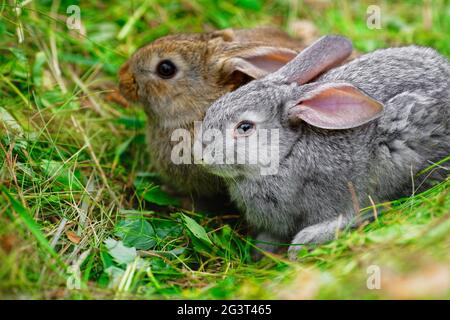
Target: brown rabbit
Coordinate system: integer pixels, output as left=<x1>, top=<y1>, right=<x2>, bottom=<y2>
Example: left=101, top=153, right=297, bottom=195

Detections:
left=119, top=27, right=307, bottom=199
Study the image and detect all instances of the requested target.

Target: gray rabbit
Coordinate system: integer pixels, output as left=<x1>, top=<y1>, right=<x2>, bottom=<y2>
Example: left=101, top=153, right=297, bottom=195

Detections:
left=199, top=35, right=450, bottom=260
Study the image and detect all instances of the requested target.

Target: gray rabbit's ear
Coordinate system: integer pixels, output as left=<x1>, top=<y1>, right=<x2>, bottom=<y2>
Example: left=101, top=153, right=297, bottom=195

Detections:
left=270, top=35, right=353, bottom=85
left=287, top=83, right=384, bottom=129
left=221, top=47, right=297, bottom=87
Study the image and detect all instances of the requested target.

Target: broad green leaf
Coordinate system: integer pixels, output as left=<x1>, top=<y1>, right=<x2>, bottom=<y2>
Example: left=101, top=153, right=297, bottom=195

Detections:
left=133, top=174, right=180, bottom=206
left=180, top=213, right=212, bottom=245
left=100, top=248, right=115, bottom=270
left=115, top=218, right=157, bottom=250
left=154, top=219, right=183, bottom=239
left=143, top=186, right=180, bottom=206
left=115, top=116, right=146, bottom=130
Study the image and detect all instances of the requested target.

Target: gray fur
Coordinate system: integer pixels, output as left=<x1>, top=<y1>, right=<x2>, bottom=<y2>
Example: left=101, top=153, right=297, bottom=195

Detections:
left=201, top=37, right=450, bottom=260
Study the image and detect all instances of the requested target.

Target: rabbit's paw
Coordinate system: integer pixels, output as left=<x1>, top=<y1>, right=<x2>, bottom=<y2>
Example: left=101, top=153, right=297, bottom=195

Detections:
left=287, top=244, right=305, bottom=261
left=288, top=217, right=346, bottom=260
left=287, top=227, right=321, bottom=261
left=251, top=232, right=282, bottom=261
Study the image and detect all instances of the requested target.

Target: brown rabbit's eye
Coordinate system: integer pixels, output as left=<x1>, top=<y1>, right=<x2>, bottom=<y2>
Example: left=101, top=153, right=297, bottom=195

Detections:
left=156, top=60, right=177, bottom=79
left=234, top=121, right=256, bottom=137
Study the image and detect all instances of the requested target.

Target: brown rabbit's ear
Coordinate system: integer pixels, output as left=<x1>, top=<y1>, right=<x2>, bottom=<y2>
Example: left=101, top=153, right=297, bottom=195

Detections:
left=287, top=83, right=384, bottom=130
left=221, top=47, right=297, bottom=88
left=118, top=61, right=138, bottom=101
left=210, top=28, right=235, bottom=42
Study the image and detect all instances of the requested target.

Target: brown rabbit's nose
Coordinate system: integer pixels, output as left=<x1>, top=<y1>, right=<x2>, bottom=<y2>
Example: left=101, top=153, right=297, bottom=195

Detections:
left=118, top=61, right=139, bottom=101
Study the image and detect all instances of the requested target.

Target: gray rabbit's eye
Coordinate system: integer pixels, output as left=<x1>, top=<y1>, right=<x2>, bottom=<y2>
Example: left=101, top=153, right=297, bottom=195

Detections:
left=234, top=120, right=256, bottom=137
left=156, top=60, right=177, bottom=79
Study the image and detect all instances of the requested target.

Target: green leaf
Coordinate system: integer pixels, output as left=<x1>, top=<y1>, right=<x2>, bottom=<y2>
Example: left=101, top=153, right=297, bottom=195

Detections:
left=236, top=0, right=262, bottom=11
left=32, top=51, right=46, bottom=88
left=104, top=238, right=137, bottom=265
left=134, top=174, right=180, bottom=207
left=100, top=247, right=115, bottom=270
left=115, top=116, right=146, bottom=130
left=36, top=88, right=66, bottom=108
left=153, top=219, right=183, bottom=239
left=137, top=184, right=180, bottom=207
left=113, top=136, right=134, bottom=168
left=180, top=213, right=212, bottom=245
left=115, top=217, right=157, bottom=250
left=40, top=160, right=84, bottom=191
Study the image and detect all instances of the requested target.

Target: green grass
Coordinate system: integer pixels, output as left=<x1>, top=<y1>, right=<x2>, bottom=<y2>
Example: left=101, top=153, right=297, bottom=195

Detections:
left=0, top=0, right=449, bottom=299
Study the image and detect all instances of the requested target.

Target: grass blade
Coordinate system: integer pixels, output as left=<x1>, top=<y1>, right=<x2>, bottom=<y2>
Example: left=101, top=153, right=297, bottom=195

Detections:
left=1, top=186, right=61, bottom=263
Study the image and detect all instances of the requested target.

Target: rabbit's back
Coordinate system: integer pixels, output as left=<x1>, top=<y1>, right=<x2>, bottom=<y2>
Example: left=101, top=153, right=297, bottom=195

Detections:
left=320, top=46, right=450, bottom=104
left=320, top=46, right=449, bottom=155
left=321, top=46, right=450, bottom=199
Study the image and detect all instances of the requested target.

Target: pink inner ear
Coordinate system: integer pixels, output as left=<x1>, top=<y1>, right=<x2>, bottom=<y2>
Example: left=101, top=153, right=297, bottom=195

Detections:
left=294, top=85, right=384, bottom=129
left=245, top=51, right=297, bottom=74
left=230, top=48, right=298, bottom=79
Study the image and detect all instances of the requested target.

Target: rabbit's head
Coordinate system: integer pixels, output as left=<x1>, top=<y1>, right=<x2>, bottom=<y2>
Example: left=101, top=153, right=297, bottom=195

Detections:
left=119, top=30, right=300, bottom=128
left=201, top=35, right=384, bottom=178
